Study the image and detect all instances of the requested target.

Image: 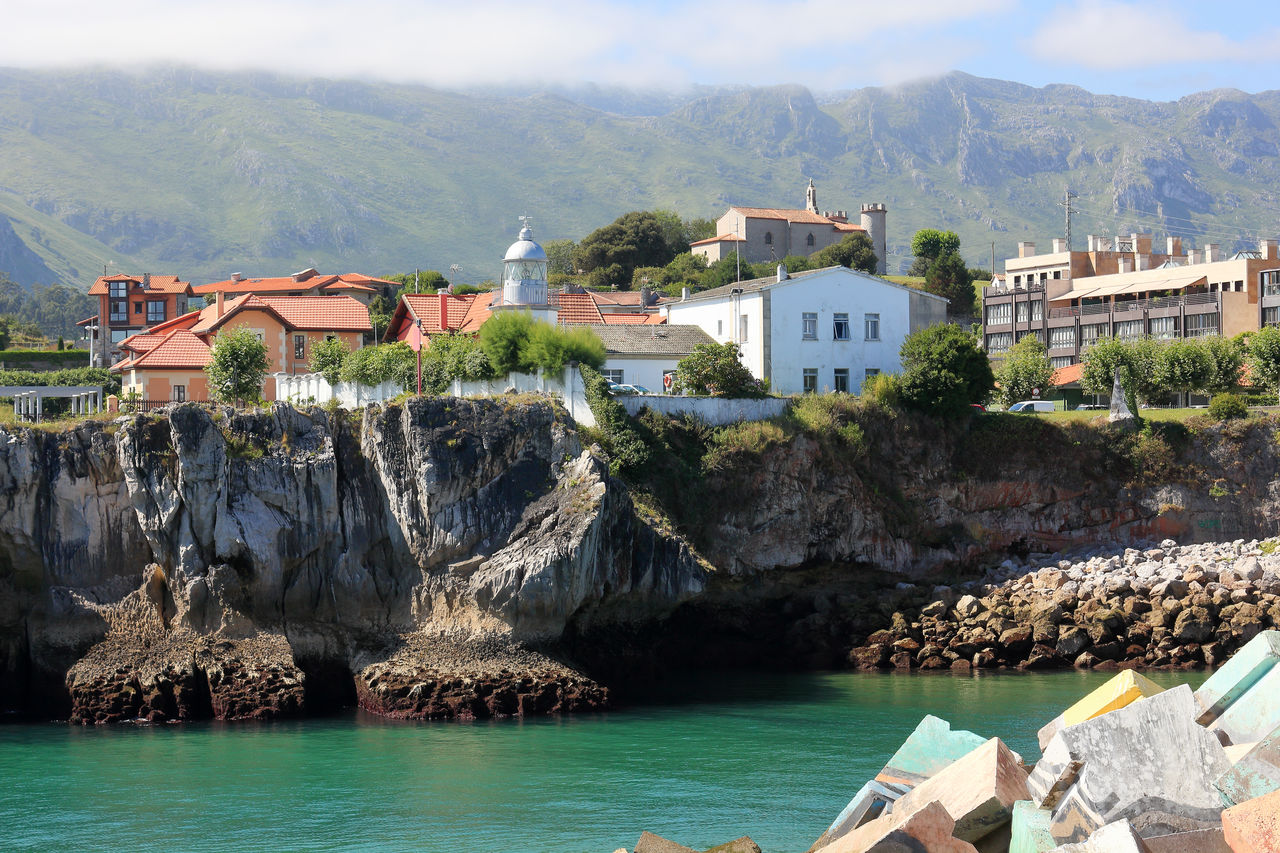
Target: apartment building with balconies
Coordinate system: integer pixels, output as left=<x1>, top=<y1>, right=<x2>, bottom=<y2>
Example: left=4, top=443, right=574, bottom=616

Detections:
left=983, top=234, right=1277, bottom=368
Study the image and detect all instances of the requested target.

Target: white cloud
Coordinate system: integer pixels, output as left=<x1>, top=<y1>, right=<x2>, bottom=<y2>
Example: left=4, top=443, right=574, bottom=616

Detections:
left=1024, top=0, right=1280, bottom=71
left=0, top=0, right=1016, bottom=89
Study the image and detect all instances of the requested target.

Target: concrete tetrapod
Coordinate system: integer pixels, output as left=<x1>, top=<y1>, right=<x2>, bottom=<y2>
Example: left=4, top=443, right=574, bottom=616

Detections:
left=1205, top=664, right=1280, bottom=748
left=1027, top=685, right=1232, bottom=844
left=1037, top=669, right=1165, bottom=751
left=1214, top=724, right=1280, bottom=805
left=1220, top=788, right=1280, bottom=853
left=812, top=800, right=978, bottom=853
left=1193, top=631, right=1280, bottom=726
left=888, top=737, right=1030, bottom=843
left=809, top=715, right=998, bottom=851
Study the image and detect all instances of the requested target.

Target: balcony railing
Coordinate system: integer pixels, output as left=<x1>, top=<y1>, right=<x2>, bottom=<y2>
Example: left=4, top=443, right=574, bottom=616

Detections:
left=983, top=281, right=1047, bottom=298
left=1046, top=292, right=1219, bottom=320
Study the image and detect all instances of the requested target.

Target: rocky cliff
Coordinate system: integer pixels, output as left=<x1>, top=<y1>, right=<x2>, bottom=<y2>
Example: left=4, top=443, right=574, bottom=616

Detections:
left=3, top=401, right=1280, bottom=723
left=0, top=398, right=704, bottom=721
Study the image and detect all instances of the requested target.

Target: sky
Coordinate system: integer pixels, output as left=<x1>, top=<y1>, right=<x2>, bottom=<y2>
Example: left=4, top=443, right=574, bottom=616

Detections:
left=2, top=0, right=1280, bottom=101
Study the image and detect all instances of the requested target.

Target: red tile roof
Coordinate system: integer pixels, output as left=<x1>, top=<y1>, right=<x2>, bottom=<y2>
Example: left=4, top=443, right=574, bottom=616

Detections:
left=402, top=293, right=477, bottom=333
left=601, top=313, right=666, bottom=325
left=458, top=291, right=497, bottom=333
left=690, top=233, right=746, bottom=246
left=556, top=292, right=604, bottom=325
left=89, top=274, right=191, bottom=295
left=194, top=272, right=392, bottom=295
left=190, top=294, right=371, bottom=334
left=729, top=207, right=836, bottom=225
left=1051, top=362, right=1083, bottom=387
left=117, top=329, right=211, bottom=371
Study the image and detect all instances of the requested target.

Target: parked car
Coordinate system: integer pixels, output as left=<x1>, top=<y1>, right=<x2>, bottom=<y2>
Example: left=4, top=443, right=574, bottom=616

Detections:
left=1075, top=404, right=1105, bottom=410
left=970, top=403, right=986, bottom=413
left=1008, top=400, right=1056, bottom=413
left=608, top=383, right=652, bottom=396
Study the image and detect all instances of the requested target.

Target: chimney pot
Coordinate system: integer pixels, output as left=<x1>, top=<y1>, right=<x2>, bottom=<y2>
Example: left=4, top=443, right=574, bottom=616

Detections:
left=776, top=263, right=789, bottom=282
left=216, top=290, right=225, bottom=318
left=681, top=287, right=690, bottom=301
left=1018, top=241, right=1036, bottom=258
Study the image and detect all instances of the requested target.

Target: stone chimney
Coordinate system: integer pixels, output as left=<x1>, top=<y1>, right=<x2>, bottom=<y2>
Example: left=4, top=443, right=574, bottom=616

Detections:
left=776, top=264, right=789, bottom=283
left=439, top=291, right=449, bottom=328
left=1052, top=238, right=1068, bottom=253
left=142, top=272, right=151, bottom=289
left=1187, top=250, right=1199, bottom=265
left=1204, top=243, right=1220, bottom=263
left=1018, top=241, right=1036, bottom=258
left=231, top=272, right=244, bottom=282
left=1166, top=237, right=1182, bottom=257
left=216, top=290, right=225, bottom=318
left=681, top=287, right=690, bottom=301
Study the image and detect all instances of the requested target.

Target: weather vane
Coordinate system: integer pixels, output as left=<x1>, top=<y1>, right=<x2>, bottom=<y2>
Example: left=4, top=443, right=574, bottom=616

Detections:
left=519, top=214, right=533, bottom=232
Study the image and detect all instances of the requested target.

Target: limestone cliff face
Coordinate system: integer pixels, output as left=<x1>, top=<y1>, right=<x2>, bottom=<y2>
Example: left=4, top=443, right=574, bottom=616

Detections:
left=0, top=399, right=707, bottom=719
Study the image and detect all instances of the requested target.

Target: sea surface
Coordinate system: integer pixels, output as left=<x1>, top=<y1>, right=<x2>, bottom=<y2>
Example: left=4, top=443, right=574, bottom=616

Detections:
left=0, top=669, right=1206, bottom=853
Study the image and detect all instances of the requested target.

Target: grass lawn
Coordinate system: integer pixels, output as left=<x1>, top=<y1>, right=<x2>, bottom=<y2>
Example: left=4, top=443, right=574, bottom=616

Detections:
left=1024, top=407, right=1270, bottom=424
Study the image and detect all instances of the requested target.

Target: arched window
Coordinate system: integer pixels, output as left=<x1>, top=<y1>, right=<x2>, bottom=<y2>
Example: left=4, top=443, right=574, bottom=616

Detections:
left=806, top=233, right=815, bottom=247
left=764, top=231, right=773, bottom=245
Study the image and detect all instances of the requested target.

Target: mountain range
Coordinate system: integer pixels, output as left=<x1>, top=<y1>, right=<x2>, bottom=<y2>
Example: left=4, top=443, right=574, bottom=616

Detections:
left=2, top=66, right=1280, bottom=290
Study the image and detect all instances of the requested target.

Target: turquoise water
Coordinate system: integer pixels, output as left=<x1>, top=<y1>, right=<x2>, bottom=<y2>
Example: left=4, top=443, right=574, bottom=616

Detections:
left=0, top=669, right=1205, bottom=853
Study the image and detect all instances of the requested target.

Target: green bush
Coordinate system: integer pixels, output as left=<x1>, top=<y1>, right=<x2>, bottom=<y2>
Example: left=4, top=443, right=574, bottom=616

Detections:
left=309, top=337, right=350, bottom=385
left=859, top=372, right=901, bottom=410
left=675, top=341, right=766, bottom=397
left=206, top=328, right=269, bottom=405
left=580, top=364, right=649, bottom=476
left=419, top=334, right=494, bottom=394
left=480, top=312, right=605, bottom=374
left=898, top=324, right=993, bottom=417
left=0, top=349, right=90, bottom=367
left=1209, top=392, right=1248, bottom=420
left=340, top=342, right=417, bottom=388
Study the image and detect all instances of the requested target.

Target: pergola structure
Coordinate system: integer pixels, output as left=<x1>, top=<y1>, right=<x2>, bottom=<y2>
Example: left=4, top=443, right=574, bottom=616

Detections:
left=1, top=386, right=105, bottom=423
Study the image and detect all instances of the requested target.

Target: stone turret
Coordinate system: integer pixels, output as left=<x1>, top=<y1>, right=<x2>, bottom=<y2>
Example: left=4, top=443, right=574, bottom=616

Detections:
left=861, top=203, right=887, bottom=275
left=805, top=178, right=818, bottom=214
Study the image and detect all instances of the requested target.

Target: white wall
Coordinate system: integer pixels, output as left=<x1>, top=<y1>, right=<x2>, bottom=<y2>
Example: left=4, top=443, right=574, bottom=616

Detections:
left=601, top=355, right=681, bottom=391
left=768, top=273, right=911, bottom=395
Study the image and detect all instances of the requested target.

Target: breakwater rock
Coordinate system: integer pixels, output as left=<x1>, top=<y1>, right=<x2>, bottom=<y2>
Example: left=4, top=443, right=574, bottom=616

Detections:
left=849, top=539, right=1280, bottom=673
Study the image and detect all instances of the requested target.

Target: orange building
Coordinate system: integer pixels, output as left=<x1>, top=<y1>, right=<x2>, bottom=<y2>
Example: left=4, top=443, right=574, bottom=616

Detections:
left=114, top=293, right=371, bottom=403
left=193, top=268, right=394, bottom=306
left=85, top=273, right=195, bottom=366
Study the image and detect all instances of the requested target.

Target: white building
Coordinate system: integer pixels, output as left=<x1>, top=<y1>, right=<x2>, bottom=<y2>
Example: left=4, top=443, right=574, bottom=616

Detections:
left=662, top=265, right=948, bottom=395
left=587, top=324, right=716, bottom=391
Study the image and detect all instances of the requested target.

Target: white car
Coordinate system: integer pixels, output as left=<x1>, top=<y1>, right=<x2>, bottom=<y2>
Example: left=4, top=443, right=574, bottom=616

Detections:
left=1008, top=400, right=1055, bottom=413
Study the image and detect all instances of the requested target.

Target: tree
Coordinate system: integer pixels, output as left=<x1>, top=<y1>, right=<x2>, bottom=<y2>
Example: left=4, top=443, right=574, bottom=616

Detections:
left=524, top=322, right=606, bottom=372
left=479, top=311, right=535, bottom=374
left=1157, top=338, right=1213, bottom=405
left=340, top=342, right=416, bottom=388
left=898, top=323, right=993, bottom=417
left=1081, top=338, right=1137, bottom=411
left=1247, top=326, right=1280, bottom=398
left=809, top=232, right=878, bottom=274
left=675, top=342, right=765, bottom=397
left=996, top=335, right=1053, bottom=405
left=925, top=252, right=976, bottom=315
left=544, top=240, right=577, bottom=276
left=574, top=211, right=677, bottom=289
left=1202, top=334, right=1246, bottom=394
left=909, top=229, right=961, bottom=275
left=309, top=337, right=350, bottom=385
left=206, top=327, right=269, bottom=405
left=386, top=270, right=448, bottom=294
left=419, top=334, right=495, bottom=394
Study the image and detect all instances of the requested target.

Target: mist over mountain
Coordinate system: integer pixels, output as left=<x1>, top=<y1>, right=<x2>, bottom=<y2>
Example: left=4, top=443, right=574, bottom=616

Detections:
left=1, top=66, right=1279, bottom=289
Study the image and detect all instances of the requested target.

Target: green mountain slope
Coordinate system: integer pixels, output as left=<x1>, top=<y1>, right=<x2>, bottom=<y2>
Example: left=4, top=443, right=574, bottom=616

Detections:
left=2, top=67, right=1280, bottom=290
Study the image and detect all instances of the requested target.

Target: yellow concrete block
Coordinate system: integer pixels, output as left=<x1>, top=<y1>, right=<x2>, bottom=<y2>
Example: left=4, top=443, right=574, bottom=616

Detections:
left=1062, top=670, right=1165, bottom=727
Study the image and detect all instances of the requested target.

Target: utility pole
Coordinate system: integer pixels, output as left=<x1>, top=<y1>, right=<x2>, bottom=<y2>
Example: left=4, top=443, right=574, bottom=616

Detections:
left=1060, top=187, right=1079, bottom=251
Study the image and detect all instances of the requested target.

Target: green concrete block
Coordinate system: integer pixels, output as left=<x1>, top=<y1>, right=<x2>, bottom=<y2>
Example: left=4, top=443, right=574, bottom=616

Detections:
left=1010, top=800, right=1056, bottom=853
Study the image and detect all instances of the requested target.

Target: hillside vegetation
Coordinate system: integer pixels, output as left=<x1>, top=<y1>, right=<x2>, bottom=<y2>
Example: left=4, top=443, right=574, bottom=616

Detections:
left=2, top=68, right=1280, bottom=288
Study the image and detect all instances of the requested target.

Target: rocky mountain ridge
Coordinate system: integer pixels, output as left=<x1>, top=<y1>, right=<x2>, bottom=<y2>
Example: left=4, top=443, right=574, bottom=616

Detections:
left=3, top=68, right=1280, bottom=286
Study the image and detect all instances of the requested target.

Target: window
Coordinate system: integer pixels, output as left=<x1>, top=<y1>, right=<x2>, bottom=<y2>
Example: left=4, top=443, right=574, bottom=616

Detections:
left=173, top=385, right=186, bottom=402
left=1185, top=314, right=1220, bottom=337
left=1012, top=275, right=1021, bottom=285
left=1031, top=300, right=1044, bottom=321
left=109, top=281, right=127, bottom=299
left=602, top=369, right=624, bottom=384
left=739, top=315, right=749, bottom=343
left=865, top=368, right=880, bottom=380
left=864, top=313, right=880, bottom=341
left=1116, top=319, right=1144, bottom=340
left=985, top=303, right=1012, bottom=325
left=1265, top=307, right=1280, bottom=328
left=175, top=297, right=188, bottom=315
left=325, top=334, right=337, bottom=342
left=146, top=300, right=165, bottom=324
left=1053, top=270, right=1062, bottom=279
left=985, top=332, right=1013, bottom=354
left=1149, top=316, right=1178, bottom=339
left=806, top=233, right=815, bottom=247
left=109, top=301, right=128, bottom=323
left=1049, top=327, right=1076, bottom=349
left=1235, top=280, right=1245, bottom=292
left=1264, top=271, right=1280, bottom=296
left=1017, top=330, right=1044, bottom=343
left=1080, top=323, right=1107, bottom=346
left=802, top=312, right=817, bottom=340
left=294, top=334, right=306, bottom=360
left=764, top=231, right=773, bottom=245
left=833, top=312, right=850, bottom=340
left=1016, top=301, right=1030, bottom=323
left=802, top=368, right=817, bottom=393
left=133, top=301, right=143, bottom=315
left=1050, top=356, right=1074, bottom=369
left=833, top=368, right=849, bottom=393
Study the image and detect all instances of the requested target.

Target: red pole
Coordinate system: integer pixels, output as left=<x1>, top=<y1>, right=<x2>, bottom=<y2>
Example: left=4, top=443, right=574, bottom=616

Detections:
left=416, top=318, right=422, bottom=395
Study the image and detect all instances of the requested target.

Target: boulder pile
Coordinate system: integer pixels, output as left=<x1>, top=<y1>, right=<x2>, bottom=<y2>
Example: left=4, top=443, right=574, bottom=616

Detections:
left=849, top=539, right=1280, bottom=673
